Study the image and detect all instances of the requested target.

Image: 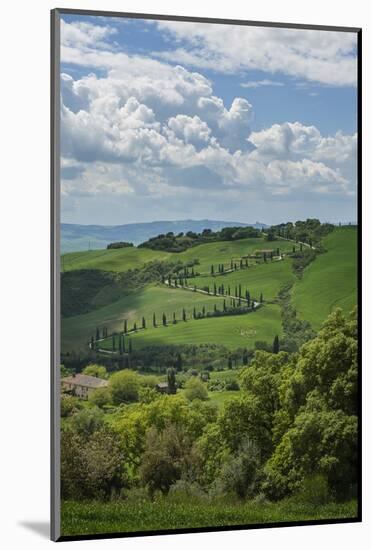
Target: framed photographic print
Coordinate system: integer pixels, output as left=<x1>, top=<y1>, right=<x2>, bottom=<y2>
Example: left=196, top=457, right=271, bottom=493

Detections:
left=51, top=8, right=361, bottom=542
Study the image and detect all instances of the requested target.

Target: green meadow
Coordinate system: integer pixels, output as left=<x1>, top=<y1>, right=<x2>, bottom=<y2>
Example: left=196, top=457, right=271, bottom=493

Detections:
left=99, top=304, right=282, bottom=350
left=292, top=227, right=357, bottom=329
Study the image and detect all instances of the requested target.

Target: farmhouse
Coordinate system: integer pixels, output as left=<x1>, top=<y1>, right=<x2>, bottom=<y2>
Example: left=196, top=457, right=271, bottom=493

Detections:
left=61, top=373, right=108, bottom=400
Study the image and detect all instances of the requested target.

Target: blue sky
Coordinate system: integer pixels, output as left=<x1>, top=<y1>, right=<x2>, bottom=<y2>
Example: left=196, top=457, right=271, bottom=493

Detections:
left=60, top=14, right=358, bottom=225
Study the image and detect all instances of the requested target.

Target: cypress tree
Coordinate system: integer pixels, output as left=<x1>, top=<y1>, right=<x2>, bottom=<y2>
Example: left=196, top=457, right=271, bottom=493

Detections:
left=211, top=264, right=214, bottom=275
left=194, top=285, right=197, bottom=292
left=162, top=313, right=167, bottom=326
left=213, top=282, right=217, bottom=295
left=251, top=300, right=255, bottom=311
left=124, top=319, right=128, bottom=334
left=90, top=336, right=95, bottom=350
left=300, top=243, right=303, bottom=252
left=230, top=259, right=233, bottom=270
left=128, top=339, right=133, bottom=353
left=240, top=259, right=243, bottom=269
left=214, top=303, right=217, bottom=313
left=228, top=285, right=231, bottom=296
left=223, top=299, right=226, bottom=312
left=228, top=356, right=233, bottom=369
left=221, top=283, right=224, bottom=295
left=182, top=308, right=186, bottom=322
left=112, top=335, right=116, bottom=351
left=293, top=245, right=296, bottom=253
left=260, top=293, right=263, bottom=303
left=142, top=316, right=146, bottom=329
left=153, top=313, right=156, bottom=327
left=242, top=349, right=248, bottom=365
left=202, top=305, right=206, bottom=317
left=273, top=335, right=280, bottom=354
left=193, top=307, right=196, bottom=319
left=173, top=312, right=177, bottom=324
left=167, top=367, right=177, bottom=394
left=122, top=335, right=126, bottom=353
left=191, top=267, right=195, bottom=276
left=119, top=335, right=123, bottom=355
left=239, top=284, right=242, bottom=297
left=96, top=327, right=100, bottom=340
left=245, top=259, right=248, bottom=268
left=133, top=322, right=137, bottom=332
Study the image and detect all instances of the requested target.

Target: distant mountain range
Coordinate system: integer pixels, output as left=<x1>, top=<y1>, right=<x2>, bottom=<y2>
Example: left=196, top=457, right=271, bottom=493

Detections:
left=61, top=220, right=269, bottom=253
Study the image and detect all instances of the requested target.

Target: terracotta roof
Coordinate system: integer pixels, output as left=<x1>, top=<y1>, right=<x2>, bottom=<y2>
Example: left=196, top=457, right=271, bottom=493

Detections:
left=62, top=374, right=108, bottom=389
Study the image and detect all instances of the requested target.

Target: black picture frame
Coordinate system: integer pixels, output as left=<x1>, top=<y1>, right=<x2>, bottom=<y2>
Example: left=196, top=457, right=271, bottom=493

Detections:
left=51, top=8, right=362, bottom=542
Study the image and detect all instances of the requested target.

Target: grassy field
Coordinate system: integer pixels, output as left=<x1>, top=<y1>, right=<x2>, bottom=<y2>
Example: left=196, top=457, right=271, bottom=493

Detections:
left=62, top=247, right=171, bottom=273
left=191, top=257, right=295, bottom=301
left=98, top=304, right=282, bottom=351
left=292, top=227, right=357, bottom=330
left=61, top=498, right=357, bottom=537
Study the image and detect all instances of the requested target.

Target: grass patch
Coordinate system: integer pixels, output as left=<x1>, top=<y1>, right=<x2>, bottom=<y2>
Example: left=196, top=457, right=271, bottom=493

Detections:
left=61, top=498, right=357, bottom=536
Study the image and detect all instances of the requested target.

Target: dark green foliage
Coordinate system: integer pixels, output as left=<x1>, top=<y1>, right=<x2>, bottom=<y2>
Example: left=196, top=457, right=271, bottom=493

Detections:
left=291, top=248, right=318, bottom=277
left=106, top=241, right=133, bottom=249
left=61, top=427, right=126, bottom=500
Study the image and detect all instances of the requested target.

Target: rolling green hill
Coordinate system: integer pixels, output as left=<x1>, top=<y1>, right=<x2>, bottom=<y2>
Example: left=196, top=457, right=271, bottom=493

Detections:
left=62, top=247, right=171, bottom=273
left=61, top=236, right=293, bottom=274
left=61, top=284, right=227, bottom=352
left=61, top=227, right=357, bottom=354
left=291, top=227, right=357, bottom=329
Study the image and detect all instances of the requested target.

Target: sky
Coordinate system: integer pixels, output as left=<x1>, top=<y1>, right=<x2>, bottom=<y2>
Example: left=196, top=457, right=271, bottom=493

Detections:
left=60, top=14, right=358, bottom=226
